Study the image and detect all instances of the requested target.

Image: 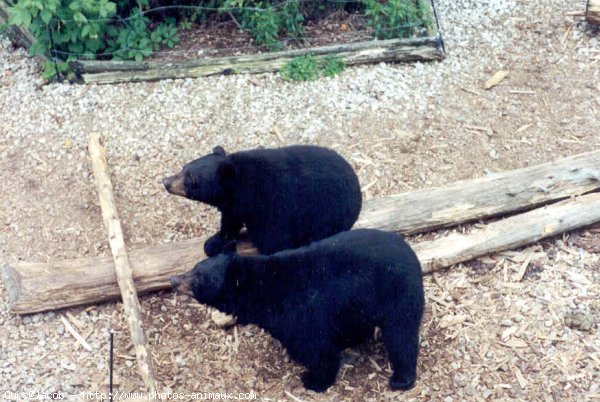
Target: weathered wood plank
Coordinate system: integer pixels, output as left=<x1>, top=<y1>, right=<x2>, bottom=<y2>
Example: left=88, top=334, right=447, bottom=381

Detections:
left=71, top=36, right=444, bottom=84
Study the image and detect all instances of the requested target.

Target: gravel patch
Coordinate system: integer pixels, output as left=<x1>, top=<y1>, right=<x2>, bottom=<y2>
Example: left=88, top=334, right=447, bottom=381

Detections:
left=1, top=0, right=599, bottom=399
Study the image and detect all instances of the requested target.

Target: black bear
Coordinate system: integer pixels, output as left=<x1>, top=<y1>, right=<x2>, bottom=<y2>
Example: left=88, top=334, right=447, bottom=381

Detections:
left=163, top=145, right=362, bottom=257
left=171, top=229, right=424, bottom=392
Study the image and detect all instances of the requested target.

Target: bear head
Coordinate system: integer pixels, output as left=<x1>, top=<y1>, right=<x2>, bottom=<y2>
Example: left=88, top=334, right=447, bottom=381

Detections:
left=170, top=254, right=233, bottom=304
left=163, top=146, right=235, bottom=207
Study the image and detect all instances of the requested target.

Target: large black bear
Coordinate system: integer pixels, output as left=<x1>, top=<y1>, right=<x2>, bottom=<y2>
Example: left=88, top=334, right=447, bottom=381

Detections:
left=163, top=145, right=362, bottom=257
left=171, top=229, right=424, bottom=392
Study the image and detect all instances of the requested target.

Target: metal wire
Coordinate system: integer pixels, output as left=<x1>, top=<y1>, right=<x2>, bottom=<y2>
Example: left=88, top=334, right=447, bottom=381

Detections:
left=42, top=1, right=438, bottom=65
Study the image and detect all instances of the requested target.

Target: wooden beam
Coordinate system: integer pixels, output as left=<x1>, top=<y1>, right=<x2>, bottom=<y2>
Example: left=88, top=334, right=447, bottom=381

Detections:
left=587, top=0, right=600, bottom=24
left=70, top=36, right=444, bottom=85
left=5, top=150, right=600, bottom=314
left=355, top=149, right=600, bottom=234
left=88, top=133, right=158, bottom=393
left=415, top=193, right=600, bottom=273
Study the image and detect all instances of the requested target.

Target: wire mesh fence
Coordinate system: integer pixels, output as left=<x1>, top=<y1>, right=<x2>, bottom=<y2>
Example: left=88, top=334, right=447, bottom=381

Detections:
left=3, top=0, right=443, bottom=81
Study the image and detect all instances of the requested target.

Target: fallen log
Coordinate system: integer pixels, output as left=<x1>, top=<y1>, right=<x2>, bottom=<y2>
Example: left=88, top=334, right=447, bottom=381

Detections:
left=415, top=193, right=600, bottom=272
left=70, top=36, right=444, bottom=85
left=587, top=0, right=600, bottom=24
left=4, top=191, right=600, bottom=314
left=355, top=149, right=600, bottom=234
left=88, top=133, right=158, bottom=393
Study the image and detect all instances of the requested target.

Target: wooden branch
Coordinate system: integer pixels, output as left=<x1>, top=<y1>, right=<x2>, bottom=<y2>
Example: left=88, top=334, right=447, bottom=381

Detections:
left=88, top=133, right=158, bottom=393
left=4, top=150, right=600, bottom=314
left=70, top=36, right=444, bottom=85
left=0, top=1, right=36, bottom=48
left=415, top=193, right=600, bottom=273
left=355, top=149, right=600, bottom=234
left=587, top=0, right=600, bottom=24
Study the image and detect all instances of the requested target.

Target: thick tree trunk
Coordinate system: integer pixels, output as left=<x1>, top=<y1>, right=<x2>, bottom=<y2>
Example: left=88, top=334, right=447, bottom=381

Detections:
left=88, top=133, right=158, bottom=393
left=588, top=0, right=600, bottom=24
left=4, top=151, right=600, bottom=314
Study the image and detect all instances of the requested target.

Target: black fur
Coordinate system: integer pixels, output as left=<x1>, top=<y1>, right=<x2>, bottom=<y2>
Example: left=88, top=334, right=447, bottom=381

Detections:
left=182, top=229, right=424, bottom=392
left=166, top=145, right=362, bottom=256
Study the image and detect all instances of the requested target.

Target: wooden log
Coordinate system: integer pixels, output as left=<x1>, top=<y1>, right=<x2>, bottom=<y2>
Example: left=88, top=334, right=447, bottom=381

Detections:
left=355, top=149, right=600, bottom=234
left=88, top=133, right=158, bottom=393
left=4, top=150, right=600, bottom=314
left=5, top=192, right=600, bottom=314
left=0, top=1, right=36, bottom=48
left=587, top=0, right=600, bottom=24
left=414, top=193, right=600, bottom=273
left=1, top=239, right=204, bottom=314
left=70, top=36, right=444, bottom=85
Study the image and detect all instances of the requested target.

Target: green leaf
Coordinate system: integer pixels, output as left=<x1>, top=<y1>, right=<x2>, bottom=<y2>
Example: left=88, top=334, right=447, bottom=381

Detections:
left=8, top=6, right=32, bottom=29
left=40, top=9, right=53, bottom=24
left=73, top=11, right=87, bottom=24
left=81, top=24, right=90, bottom=37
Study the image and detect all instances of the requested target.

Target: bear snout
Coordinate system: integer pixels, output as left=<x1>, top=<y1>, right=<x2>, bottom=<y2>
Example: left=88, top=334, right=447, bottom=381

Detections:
left=163, top=173, right=186, bottom=196
left=170, top=273, right=195, bottom=296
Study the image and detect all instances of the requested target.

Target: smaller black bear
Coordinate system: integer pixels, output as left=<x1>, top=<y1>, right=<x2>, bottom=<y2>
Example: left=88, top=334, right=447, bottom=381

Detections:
left=163, top=145, right=361, bottom=257
left=171, top=229, right=424, bottom=392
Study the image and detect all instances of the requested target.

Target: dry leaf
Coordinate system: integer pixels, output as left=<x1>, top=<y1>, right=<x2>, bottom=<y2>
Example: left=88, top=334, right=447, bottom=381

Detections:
left=484, top=70, right=510, bottom=89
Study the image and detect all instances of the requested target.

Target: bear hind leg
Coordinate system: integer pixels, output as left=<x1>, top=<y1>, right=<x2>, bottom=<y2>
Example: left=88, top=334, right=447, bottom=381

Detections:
left=382, top=320, right=419, bottom=391
left=300, top=351, right=341, bottom=393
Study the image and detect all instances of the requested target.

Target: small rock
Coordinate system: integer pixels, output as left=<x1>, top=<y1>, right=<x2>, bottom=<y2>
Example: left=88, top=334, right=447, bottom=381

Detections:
left=564, top=311, right=595, bottom=332
left=500, top=319, right=514, bottom=327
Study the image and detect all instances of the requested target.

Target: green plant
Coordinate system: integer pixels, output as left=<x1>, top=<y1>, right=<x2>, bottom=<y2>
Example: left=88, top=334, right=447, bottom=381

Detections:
left=179, top=19, right=193, bottom=30
left=280, top=54, right=345, bottom=81
left=280, top=54, right=318, bottom=81
left=8, top=0, right=179, bottom=78
left=220, top=0, right=303, bottom=49
left=322, top=55, right=345, bottom=77
left=363, top=0, right=430, bottom=39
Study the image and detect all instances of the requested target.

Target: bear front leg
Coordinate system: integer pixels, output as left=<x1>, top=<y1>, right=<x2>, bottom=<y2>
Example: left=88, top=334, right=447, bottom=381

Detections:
left=204, top=235, right=228, bottom=257
left=300, top=352, right=341, bottom=393
left=204, top=213, right=243, bottom=257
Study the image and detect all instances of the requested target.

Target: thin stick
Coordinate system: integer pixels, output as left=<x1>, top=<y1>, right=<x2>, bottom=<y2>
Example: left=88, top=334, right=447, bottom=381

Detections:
left=88, top=133, right=158, bottom=393
left=60, top=315, right=93, bottom=352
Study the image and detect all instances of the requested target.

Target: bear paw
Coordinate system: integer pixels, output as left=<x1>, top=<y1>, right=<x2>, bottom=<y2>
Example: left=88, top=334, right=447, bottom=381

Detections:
left=301, top=371, right=335, bottom=393
left=389, top=372, right=416, bottom=391
left=204, top=235, right=227, bottom=257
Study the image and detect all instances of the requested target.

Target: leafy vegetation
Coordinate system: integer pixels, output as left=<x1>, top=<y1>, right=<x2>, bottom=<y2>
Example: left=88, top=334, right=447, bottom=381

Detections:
left=6, top=0, right=430, bottom=80
left=7, top=0, right=180, bottom=79
left=363, top=0, right=430, bottom=39
left=280, top=54, right=345, bottom=81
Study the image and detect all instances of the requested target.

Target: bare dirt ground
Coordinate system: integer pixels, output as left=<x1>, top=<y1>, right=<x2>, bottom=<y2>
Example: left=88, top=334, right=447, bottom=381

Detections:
left=1, top=0, right=599, bottom=400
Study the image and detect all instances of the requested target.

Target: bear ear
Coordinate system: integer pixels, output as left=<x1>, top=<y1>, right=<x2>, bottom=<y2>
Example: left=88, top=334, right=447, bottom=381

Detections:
left=217, top=160, right=235, bottom=182
left=213, top=146, right=226, bottom=156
